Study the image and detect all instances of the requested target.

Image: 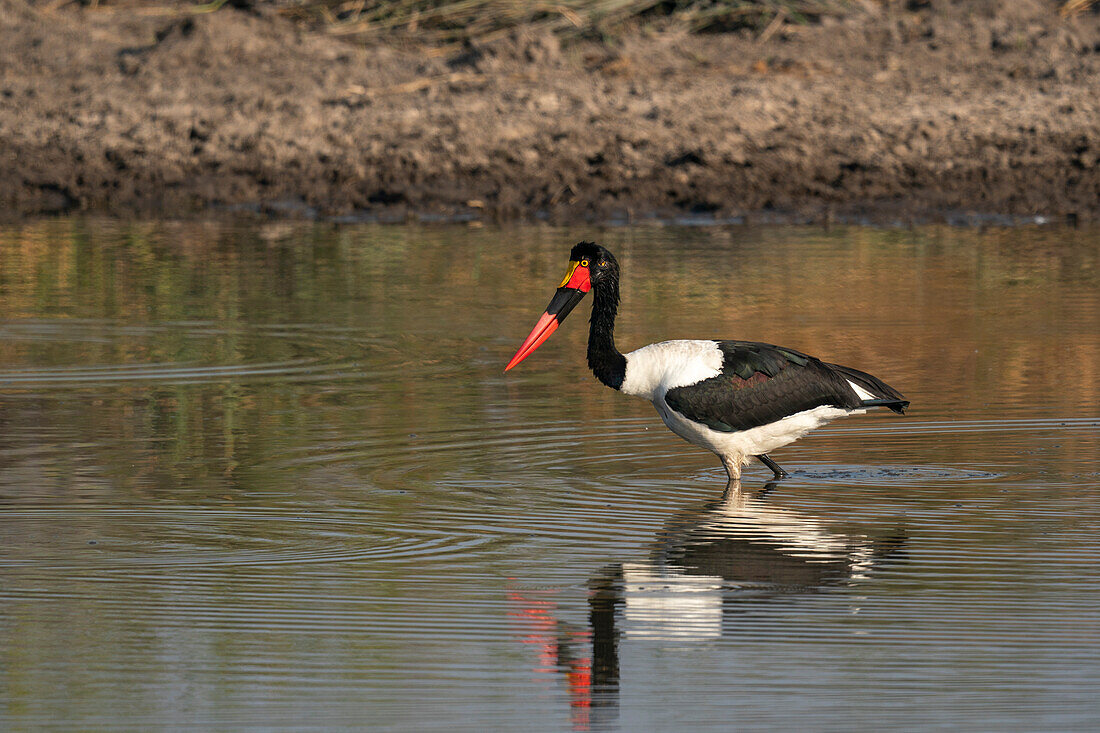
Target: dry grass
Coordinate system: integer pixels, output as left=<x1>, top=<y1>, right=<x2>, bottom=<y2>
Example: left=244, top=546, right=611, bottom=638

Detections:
left=64, top=1, right=1098, bottom=45
left=275, top=0, right=853, bottom=44
left=1062, top=0, right=1098, bottom=17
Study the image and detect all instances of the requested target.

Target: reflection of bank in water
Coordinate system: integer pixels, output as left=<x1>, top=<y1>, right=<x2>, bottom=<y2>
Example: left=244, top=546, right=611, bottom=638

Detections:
left=509, top=487, right=906, bottom=731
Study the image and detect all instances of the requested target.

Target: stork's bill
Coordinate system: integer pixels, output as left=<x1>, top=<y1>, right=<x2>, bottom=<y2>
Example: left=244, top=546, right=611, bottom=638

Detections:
left=504, top=258, right=592, bottom=371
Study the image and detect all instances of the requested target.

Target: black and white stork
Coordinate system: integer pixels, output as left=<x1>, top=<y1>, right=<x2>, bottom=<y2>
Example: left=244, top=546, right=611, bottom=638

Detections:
left=505, top=241, right=909, bottom=488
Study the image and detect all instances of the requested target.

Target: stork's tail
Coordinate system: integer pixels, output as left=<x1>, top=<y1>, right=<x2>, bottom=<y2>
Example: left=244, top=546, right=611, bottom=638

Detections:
left=829, top=363, right=910, bottom=414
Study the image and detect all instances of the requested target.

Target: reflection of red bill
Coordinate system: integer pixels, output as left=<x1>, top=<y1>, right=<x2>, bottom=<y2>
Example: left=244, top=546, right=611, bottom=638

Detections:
left=505, top=260, right=592, bottom=372
left=506, top=588, right=594, bottom=730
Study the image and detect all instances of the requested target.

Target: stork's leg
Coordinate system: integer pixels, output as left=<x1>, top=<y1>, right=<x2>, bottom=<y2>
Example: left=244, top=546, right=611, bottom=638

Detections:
left=756, top=453, right=789, bottom=480
left=721, top=455, right=744, bottom=499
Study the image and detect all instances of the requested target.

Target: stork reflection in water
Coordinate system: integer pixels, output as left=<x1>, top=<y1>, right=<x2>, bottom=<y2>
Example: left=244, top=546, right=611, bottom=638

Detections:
left=508, top=485, right=906, bottom=731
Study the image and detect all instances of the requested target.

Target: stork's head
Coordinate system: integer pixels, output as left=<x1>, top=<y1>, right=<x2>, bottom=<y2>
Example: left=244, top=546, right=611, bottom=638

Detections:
left=504, top=242, right=618, bottom=371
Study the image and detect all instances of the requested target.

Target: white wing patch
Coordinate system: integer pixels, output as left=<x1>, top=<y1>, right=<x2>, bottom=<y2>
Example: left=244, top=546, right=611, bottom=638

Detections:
left=847, top=379, right=876, bottom=401
left=620, top=340, right=723, bottom=400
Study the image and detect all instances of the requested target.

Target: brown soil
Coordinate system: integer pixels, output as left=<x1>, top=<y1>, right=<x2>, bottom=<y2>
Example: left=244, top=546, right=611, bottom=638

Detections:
left=2, top=0, right=1099, bottom=223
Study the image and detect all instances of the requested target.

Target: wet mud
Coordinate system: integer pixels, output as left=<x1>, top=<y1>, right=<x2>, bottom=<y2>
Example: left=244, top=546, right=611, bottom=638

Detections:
left=2, top=0, right=1099, bottom=223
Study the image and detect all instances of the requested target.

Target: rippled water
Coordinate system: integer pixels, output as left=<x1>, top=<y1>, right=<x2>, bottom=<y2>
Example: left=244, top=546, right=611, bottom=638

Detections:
left=1, top=220, right=1098, bottom=730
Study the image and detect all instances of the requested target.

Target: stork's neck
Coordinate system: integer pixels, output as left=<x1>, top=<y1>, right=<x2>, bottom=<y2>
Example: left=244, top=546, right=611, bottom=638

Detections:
left=588, top=276, right=626, bottom=390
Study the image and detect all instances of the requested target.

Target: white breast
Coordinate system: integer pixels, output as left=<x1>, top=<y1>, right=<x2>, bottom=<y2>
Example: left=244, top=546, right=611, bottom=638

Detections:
left=619, top=340, right=723, bottom=400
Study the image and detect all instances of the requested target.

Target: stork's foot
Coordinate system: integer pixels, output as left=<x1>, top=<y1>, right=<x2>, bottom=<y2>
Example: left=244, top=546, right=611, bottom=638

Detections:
left=756, top=481, right=781, bottom=500
left=756, top=454, right=789, bottom=480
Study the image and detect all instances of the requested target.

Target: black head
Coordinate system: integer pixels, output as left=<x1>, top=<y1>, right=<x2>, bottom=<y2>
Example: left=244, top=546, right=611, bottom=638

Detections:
left=569, top=241, right=619, bottom=288
left=505, top=241, right=622, bottom=372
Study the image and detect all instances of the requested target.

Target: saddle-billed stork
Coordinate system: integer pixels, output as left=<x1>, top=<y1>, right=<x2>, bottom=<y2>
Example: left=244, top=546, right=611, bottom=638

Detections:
left=505, top=242, right=909, bottom=487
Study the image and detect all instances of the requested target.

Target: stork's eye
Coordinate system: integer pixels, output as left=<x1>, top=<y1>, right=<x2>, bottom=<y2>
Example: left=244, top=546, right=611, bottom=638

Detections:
left=580, top=259, right=590, bottom=267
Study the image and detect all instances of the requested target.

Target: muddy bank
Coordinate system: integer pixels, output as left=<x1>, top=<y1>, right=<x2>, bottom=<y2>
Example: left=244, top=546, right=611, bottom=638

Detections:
left=2, top=0, right=1099, bottom=223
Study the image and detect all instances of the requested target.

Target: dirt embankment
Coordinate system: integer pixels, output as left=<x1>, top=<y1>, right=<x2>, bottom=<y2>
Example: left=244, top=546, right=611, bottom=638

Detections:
left=1, top=0, right=1099, bottom=223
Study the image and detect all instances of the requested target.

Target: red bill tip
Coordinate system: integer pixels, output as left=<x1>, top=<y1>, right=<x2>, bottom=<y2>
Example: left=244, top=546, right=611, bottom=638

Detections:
left=505, top=311, right=559, bottom=371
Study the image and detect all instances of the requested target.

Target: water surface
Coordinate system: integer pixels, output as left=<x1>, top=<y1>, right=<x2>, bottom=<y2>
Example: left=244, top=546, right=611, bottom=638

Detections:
left=1, top=220, right=1098, bottom=730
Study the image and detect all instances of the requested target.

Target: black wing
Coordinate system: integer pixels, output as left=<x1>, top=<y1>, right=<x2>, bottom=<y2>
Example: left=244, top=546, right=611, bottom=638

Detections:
left=664, top=341, right=907, bottom=433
